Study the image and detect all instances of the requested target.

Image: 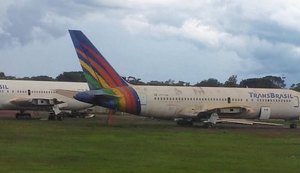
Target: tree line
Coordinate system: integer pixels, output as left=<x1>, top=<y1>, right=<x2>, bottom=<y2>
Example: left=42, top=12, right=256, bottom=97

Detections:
left=0, top=71, right=86, bottom=82
left=126, top=75, right=300, bottom=92
left=1, top=72, right=300, bottom=92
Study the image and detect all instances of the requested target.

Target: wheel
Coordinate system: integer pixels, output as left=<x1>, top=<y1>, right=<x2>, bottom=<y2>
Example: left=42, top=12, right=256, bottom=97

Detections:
left=48, top=114, right=56, bottom=120
left=290, top=123, right=297, bottom=129
left=57, top=115, right=64, bottom=121
left=16, top=113, right=31, bottom=120
left=176, top=119, right=193, bottom=126
left=203, top=123, right=213, bottom=128
left=24, top=113, right=31, bottom=119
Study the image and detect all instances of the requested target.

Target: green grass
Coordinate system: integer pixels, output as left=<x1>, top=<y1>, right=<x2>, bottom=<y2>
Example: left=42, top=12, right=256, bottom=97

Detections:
left=0, top=118, right=300, bottom=173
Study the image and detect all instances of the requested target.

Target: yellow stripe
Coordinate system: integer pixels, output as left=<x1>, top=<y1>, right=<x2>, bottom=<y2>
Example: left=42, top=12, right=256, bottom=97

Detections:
left=79, top=60, right=110, bottom=89
left=112, top=88, right=126, bottom=111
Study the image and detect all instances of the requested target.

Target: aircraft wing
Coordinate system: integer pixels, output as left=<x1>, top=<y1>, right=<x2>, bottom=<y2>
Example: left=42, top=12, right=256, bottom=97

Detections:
left=55, top=89, right=77, bottom=99
left=9, top=97, right=65, bottom=108
left=213, top=118, right=283, bottom=126
left=177, top=105, right=254, bottom=117
left=178, top=105, right=283, bottom=126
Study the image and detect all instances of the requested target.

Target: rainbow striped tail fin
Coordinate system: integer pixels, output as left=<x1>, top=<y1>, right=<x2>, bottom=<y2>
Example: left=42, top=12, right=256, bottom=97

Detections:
left=69, top=30, right=128, bottom=90
left=69, top=30, right=141, bottom=115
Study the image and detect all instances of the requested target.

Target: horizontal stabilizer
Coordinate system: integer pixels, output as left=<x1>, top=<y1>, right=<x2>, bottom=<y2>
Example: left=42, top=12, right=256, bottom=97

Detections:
left=92, top=90, right=120, bottom=100
left=56, top=89, right=119, bottom=101
left=56, top=89, right=78, bottom=98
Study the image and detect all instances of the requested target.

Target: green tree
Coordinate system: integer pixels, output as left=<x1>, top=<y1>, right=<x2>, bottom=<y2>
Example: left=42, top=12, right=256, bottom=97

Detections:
left=195, top=78, right=222, bottom=87
left=0, top=72, right=16, bottom=80
left=224, top=75, right=238, bottom=87
left=263, top=76, right=286, bottom=88
left=239, top=76, right=285, bottom=88
left=56, top=71, right=86, bottom=82
left=164, top=79, right=175, bottom=86
left=127, top=76, right=145, bottom=85
left=5, top=76, right=16, bottom=80
left=0, top=72, right=5, bottom=79
left=290, top=83, right=300, bottom=92
left=30, top=75, right=54, bottom=81
left=147, top=81, right=165, bottom=86
left=175, top=81, right=190, bottom=86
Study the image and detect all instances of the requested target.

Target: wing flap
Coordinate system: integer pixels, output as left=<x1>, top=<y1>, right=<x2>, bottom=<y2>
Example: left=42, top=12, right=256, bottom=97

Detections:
left=215, top=118, right=283, bottom=126
left=178, top=105, right=253, bottom=117
left=55, top=89, right=77, bottom=99
left=10, top=98, right=64, bottom=107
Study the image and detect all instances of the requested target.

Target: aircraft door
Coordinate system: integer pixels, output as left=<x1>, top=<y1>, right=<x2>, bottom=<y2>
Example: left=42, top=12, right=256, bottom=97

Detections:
left=259, top=107, right=271, bottom=120
left=139, top=94, right=147, bottom=105
left=293, top=96, right=299, bottom=107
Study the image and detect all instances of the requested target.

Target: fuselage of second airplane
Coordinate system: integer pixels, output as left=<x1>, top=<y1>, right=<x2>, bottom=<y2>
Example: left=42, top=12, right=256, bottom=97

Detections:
left=0, top=80, right=91, bottom=111
left=133, top=85, right=300, bottom=120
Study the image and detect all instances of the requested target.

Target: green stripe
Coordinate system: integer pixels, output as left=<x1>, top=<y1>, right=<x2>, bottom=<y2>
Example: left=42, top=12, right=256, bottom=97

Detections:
left=84, top=72, right=102, bottom=89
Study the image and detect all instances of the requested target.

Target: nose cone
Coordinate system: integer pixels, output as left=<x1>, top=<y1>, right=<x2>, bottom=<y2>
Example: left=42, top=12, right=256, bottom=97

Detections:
left=74, top=91, right=95, bottom=104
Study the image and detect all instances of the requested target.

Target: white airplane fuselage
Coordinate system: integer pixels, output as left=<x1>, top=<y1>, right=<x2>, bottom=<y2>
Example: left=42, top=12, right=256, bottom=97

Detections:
left=68, top=30, right=300, bottom=127
left=0, top=80, right=91, bottom=112
left=133, top=85, right=300, bottom=120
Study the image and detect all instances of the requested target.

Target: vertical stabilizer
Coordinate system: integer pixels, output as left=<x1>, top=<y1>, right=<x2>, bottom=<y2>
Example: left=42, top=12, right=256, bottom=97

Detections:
left=69, top=30, right=141, bottom=115
left=69, top=30, right=128, bottom=90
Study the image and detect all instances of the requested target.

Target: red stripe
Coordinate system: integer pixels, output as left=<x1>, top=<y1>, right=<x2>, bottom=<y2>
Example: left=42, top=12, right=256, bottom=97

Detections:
left=119, top=87, right=136, bottom=113
left=82, top=44, right=126, bottom=87
left=77, top=49, right=117, bottom=88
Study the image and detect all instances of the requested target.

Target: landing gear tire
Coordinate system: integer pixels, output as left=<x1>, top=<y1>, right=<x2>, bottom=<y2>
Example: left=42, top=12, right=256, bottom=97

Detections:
left=57, top=115, right=64, bottom=121
left=290, top=123, right=297, bottom=129
left=176, top=120, right=193, bottom=127
left=16, top=113, right=31, bottom=120
left=203, top=123, right=213, bottom=128
left=48, top=114, right=56, bottom=121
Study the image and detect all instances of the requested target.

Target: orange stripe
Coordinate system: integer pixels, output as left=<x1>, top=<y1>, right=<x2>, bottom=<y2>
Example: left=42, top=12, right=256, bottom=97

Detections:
left=77, top=49, right=117, bottom=88
left=79, top=60, right=110, bottom=88
left=82, top=44, right=126, bottom=87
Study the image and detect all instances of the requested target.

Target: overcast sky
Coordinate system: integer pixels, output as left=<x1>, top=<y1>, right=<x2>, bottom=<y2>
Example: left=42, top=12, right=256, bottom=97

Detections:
left=1, top=0, right=300, bottom=86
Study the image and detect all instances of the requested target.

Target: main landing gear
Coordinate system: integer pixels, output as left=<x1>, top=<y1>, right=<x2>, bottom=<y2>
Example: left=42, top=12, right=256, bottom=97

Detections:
left=16, top=110, right=31, bottom=120
left=175, top=118, right=194, bottom=126
left=48, top=105, right=64, bottom=121
left=48, top=113, right=64, bottom=121
left=290, top=123, right=297, bottom=129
